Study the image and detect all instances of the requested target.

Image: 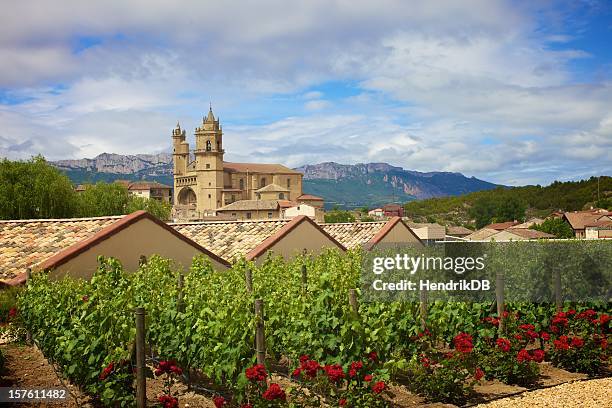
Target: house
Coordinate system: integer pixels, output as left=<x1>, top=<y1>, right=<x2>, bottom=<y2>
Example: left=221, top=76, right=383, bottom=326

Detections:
left=284, top=203, right=325, bottom=222
left=511, top=218, right=544, bottom=229
left=215, top=199, right=281, bottom=221
left=321, top=217, right=423, bottom=250
left=406, top=222, right=446, bottom=244
left=367, top=208, right=384, bottom=218
left=484, top=221, right=520, bottom=231
left=172, top=216, right=345, bottom=263
left=296, top=194, right=325, bottom=209
left=585, top=219, right=612, bottom=239
left=489, top=228, right=555, bottom=241
left=562, top=209, right=612, bottom=238
left=446, top=225, right=474, bottom=238
left=126, top=181, right=173, bottom=203
left=382, top=204, right=404, bottom=217
left=0, top=211, right=229, bottom=286
left=464, top=228, right=500, bottom=241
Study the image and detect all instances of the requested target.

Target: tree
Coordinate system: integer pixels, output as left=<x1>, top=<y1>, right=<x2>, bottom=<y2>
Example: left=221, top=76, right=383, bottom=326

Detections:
left=76, top=182, right=130, bottom=217
left=0, top=156, right=76, bottom=219
left=126, top=196, right=172, bottom=221
left=531, top=218, right=574, bottom=239
left=324, top=209, right=356, bottom=223
left=469, top=197, right=498, bottom=229
left=497, top=196, right=526, bottom=223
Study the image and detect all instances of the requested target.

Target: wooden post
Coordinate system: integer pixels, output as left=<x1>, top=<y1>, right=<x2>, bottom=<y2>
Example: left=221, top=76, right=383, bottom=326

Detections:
left=419, top=289, right=428, bottom=330
left=177, top=274, right=185, bottom=313
left=245, top=268, right=253, bottom=293
left=138, top=255, right=147, bottom=267
left=254, top=299, right=265, bottom=365
left=349, top=289, right=359, bottom=315
left=301, top=264, right=308, bottom=291
left=496, top=271, right=505, bottom=334
left=554, top=268, right=562, bottom=313
left=135, top=308, right=146, bottom=408
left=25, top=268, right=32, bottom=344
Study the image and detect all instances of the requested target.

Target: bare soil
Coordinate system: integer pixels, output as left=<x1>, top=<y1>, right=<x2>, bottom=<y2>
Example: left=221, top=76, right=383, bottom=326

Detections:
left=0, top=344, right=608, bottom=407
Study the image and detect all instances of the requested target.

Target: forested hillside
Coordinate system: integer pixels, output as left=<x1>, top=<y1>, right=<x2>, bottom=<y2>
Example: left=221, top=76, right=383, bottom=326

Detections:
left=404, top=176, right=612, bottom=227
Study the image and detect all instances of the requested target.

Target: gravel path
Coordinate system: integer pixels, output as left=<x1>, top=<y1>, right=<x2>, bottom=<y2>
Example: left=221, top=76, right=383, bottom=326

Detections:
left=476, top=378, right=612, bottom=408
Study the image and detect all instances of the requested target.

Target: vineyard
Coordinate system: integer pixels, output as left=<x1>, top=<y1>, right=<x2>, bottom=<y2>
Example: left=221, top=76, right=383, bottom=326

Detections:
left=14, top=249, right=612, bottom=407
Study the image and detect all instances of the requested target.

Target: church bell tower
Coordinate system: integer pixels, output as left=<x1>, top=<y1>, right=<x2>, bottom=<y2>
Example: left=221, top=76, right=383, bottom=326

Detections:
left=194, top=106, right=224, bottom=213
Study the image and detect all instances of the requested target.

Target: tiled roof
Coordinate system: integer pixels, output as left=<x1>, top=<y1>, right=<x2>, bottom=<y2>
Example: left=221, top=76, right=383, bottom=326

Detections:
left=0, top=215, right=122, bottom=283
left=501, top=229, right=555, bottom=239
left=223, top=162, right=302, bottom=174
left=172, top=219, right=291, bottom=261
left=320, top=221, right=388, bottom=249
left=128, top=181, right=172, bottom=190
left=511, top=218, right=544, bottom=229
left=446, top=226, right=474, bottom=236
left=484, top=221, right=520, bottom=231
left=465, top=228, right=499, bottom=241
left=256, top=183, right=289, bottom=193
left=298, top=194, right=324, bottom=201
left=216, top=199, right=280, bottom=212
left=564, top=211, right=612, bottom=230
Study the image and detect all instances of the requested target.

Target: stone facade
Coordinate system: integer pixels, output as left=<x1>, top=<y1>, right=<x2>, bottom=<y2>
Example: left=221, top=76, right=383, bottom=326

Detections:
left=172, top=108, right=304, bottom=220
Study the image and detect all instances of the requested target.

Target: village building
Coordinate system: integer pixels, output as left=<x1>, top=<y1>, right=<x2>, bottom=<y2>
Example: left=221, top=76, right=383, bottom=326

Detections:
left=382, top=203, right=404, bottom=217
left=446, top=225, right=473, bottom=238
left=172, top=216, right=345, bottom=263
left=0, top=211, right=229, bottom=286
left=77, top=180, right=173, bottom=203
left=284, top=203, right=325, bottom=222
left=321, top=217, right=423, bottom=250
left=484, top=221, right=520, bottom=231
left=489, top=228, right=555, bottom=241
left=562, top=209, right=612, bottom=238
left=367, top=208, right=384, bottom=218
left=171, top=108, right=310, bottom=221
left=464, top=228, right=500, bottom=241
left=584, top=219, right=612, bottom=239
left=405, top=221, right=446, bottom=244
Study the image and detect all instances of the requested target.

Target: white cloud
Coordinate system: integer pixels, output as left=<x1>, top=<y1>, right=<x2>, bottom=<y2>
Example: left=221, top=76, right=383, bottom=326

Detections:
left=0, top=0, right=610, bottom=185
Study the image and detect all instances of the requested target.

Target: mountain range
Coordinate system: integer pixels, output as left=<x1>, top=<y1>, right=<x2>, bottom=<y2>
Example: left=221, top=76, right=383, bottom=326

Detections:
left=52, top=153, right=500, bottom=209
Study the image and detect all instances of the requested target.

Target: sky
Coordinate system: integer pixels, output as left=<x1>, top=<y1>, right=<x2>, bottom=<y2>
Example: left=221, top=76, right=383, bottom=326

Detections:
left=0, top=0, right=611, bottom=186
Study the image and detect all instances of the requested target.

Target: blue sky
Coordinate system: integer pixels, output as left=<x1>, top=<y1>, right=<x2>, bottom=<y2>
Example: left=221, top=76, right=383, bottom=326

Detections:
left=0, top=0, right=610, bottom=186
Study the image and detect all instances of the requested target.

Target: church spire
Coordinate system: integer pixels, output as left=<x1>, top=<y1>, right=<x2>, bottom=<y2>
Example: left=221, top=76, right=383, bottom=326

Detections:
left=205, top=103, right=215, bottom=123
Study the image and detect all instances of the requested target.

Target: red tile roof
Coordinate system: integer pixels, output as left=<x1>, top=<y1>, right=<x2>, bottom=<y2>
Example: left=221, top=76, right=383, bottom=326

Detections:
left=223, top=162, right=301, bottom=174
left=485, top=221, right=519, bottom=231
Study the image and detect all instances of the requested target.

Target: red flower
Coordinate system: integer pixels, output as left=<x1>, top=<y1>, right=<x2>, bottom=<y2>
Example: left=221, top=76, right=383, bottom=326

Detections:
left=554, top=336, right=570, bottom=350
left=324, top=364, right=345, bottom=383
left=291, top=367, right=302, bottom=378
left=99, top=362, right=114, bottom=380
left=540, top=332, right=550, bottom=341
left=241, top=404, right=253, bottom=408
left=372, top=381, right=386, bottom=394
left=576, top=309, right=597, bottom=320
left=7, top=307, right=17, bottom=320
left=531, top=349, right=545, bottom=363
left=213, top=396, right=226, bottom=408
left=299, top=355, right=310, bottom=364
left=339, top=399, right=347, bottom=406
left=348, top=361, right=363, bottom=377
left=170, top=365, right=183, bottom=376
left=364, top=374, right=373, bottom=382
left=474, top=367, right=484, bottom=381
left=516, top=349, right=531, bottom=363
left=484, top=316, right=500, bottom=326
left=420, top=355, right=431, bottom=368
left=496, top=338, right=511, bottom=352
left=300, top=359, right=322, bottom=378
left=82, top=295, right=89, bottom=302
left=571, top=337, right=584, bottom=348
left=245, top=364, right=267, bottom=382
left=367, top=351, right=378, bottom=362
left=567, top=309, right=576, bottom=316
left=526, top=330, right=539, bottom=341
left=453, top=332, right=473, bottom=353
left=262, top=383, right=286, bottom=401
left=159, top=394, right=179, bottom=408
left=519, top=324, right=535, bottom=331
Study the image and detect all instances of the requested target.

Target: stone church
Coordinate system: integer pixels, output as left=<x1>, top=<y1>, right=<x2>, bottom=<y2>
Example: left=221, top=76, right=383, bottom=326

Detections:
left=172, top=108, right=321, bottom=221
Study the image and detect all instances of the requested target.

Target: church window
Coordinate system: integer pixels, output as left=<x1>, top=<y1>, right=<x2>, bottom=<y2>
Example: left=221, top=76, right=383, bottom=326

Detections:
left=206, top=140, right=212, bottom=151
left=287, top=178, right=291, bottom=188
left=260, top=178, right=266, bottom=188
left=268, top=212, right=273, bottom=218
left=217, top=141, right=220, bottom=150
left=206, top=163, right=210, bottom=169
left=208, top=194, right=211, bottom=198
left=239, top=179, right=244, bottom=190
left=231, top=194, right=235, bottom=201
left=246, top=212, right=252, bottom=219
left=279, top=193, right=285, bottom=199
